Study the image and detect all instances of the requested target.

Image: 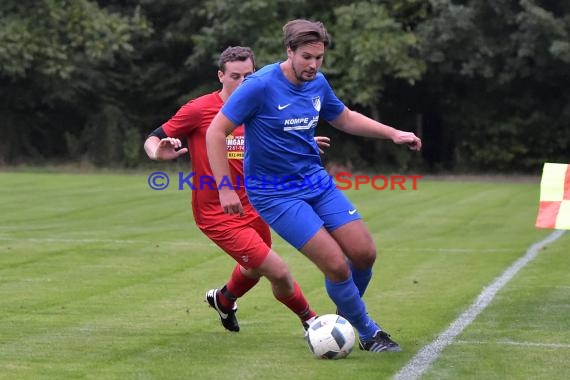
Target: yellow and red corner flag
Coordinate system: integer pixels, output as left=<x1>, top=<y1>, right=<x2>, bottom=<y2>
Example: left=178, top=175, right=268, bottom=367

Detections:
left=535, top=163, right=570, bottom=230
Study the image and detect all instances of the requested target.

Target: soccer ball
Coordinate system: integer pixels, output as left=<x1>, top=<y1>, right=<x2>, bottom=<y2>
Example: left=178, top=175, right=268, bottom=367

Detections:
left=305, top=314, right=355, bottom=359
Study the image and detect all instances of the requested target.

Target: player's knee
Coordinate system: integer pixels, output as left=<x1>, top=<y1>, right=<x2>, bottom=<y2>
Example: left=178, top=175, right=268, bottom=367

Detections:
left=347, top=245, right=376, bottom=269
left=265, top=262, right=292, bottom=285
left=360, top=255, right=376, bottom=269
left=274, top=268, right=292, bottom=285
left=270, top=271, right=295, bottom=296
left=324, top=259, right=351, bottom=282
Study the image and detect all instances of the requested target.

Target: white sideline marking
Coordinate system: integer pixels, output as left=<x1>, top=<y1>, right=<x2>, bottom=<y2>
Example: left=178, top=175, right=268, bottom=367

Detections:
left=393, top=230, right=566, bottom=380
left=455, top=340, right=570, bottom=349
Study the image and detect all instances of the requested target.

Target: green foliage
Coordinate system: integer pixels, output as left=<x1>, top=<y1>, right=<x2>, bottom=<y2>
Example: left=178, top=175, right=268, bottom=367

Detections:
left=187, top=0, right=309, bottom=68
left=0, top=0, right=151, bottom=164
left=0, top=0, right=150, bottom=80
left=326, top=2, right=425, bottom=109
left=414, top=0, right=570, bottom=172
left=123, top=127, right=143, bottom=168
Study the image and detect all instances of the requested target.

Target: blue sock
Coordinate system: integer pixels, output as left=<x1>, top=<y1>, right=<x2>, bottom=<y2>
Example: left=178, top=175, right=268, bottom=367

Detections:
left=350, top=263, right=372, bottom=297
left=325, top=277, right=379, bottom=340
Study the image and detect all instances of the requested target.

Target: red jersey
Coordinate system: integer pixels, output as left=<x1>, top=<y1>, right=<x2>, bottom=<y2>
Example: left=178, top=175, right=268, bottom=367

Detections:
left=162, top=91, right=258, bottom=230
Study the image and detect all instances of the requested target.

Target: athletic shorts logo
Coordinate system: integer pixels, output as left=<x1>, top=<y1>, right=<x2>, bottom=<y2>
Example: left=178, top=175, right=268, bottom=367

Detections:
left=348, top=209, right=357, bottom=215
left=277, top=104, right=291, bottom=110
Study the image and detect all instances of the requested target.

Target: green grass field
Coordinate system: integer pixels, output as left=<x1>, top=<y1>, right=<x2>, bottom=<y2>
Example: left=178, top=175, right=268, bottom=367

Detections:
left=0, top=171, right=568, bottom=380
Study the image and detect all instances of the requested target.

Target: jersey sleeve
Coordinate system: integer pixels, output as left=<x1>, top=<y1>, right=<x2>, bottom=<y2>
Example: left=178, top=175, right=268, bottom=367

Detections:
left=221, top=76, right=263, bottom=126
left=162, top=100, right=201, bottom=138
left=319, top=76, right=345, bottom=122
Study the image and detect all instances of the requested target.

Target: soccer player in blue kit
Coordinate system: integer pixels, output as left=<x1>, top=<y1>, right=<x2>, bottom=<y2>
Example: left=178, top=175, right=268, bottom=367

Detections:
left=206, top=19, right=422, bottom=352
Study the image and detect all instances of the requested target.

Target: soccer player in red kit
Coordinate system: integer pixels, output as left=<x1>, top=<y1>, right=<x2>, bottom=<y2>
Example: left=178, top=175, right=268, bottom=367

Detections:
left=144, top=46, right=325, bottom=333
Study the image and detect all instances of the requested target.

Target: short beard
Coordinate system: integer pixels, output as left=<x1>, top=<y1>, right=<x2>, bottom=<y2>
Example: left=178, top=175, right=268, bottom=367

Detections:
left=292, top=62, right=314, bottom=82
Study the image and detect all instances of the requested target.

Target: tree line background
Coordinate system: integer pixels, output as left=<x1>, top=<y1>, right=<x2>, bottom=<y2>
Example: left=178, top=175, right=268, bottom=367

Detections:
left=1, top=0, right=568, bottom=173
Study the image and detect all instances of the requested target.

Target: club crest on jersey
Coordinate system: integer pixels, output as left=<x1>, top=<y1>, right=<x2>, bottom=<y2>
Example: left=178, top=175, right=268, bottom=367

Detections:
left=312, top=96, right=321, bottom=112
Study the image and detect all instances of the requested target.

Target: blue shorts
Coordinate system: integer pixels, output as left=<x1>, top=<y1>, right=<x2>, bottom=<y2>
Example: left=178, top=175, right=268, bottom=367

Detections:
left=249, top=186, right=361, bottom=250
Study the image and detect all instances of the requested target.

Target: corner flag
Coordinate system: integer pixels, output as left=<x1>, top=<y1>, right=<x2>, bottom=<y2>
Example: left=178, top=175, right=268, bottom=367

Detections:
left=535, top=163, right=570, bottom=230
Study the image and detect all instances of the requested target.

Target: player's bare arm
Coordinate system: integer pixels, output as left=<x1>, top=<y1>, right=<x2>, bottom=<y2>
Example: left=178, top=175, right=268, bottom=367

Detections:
left=330, top=107, right=422, bottom=151
left=144, top=136, right=188, bottom=160
left=206, top=111, right=243, bottom=215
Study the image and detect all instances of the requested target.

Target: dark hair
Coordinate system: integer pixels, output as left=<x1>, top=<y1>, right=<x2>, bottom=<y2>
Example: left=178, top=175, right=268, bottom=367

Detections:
left=218, top=46, right=256, bottom=72
left=282, top=19, right=330, bottom=51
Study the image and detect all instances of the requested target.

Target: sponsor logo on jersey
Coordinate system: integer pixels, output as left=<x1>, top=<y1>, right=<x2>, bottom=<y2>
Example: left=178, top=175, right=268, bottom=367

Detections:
left=283, top=116, right=319, bottom=131
left=226, top=134, right=244, bottom=159
left=227, top=152, right=244, bottom=159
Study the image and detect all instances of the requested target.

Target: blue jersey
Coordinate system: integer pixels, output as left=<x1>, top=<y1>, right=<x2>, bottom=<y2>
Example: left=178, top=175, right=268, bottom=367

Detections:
left=221, top=63, right=345, bottom=195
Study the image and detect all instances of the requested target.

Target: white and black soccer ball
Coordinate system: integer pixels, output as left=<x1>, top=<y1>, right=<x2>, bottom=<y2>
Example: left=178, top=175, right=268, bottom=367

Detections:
left=305, top=314, right=355, bottom=359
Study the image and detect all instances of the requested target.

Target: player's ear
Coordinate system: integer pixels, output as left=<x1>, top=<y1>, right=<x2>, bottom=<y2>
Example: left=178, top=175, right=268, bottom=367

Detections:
left=286, top=47, right=294, bottom=59
left=217, top=70, right=224, bottom=83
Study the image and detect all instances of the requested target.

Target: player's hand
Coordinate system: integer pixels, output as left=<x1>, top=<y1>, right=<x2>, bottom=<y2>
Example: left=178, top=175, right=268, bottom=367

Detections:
left=155, top=137, right=188, bottom=160
left=392, top=131, right=422, bottom=151
left=314, top=136, right=331, bottom=154
left=219, top=189, right=244, bottom=216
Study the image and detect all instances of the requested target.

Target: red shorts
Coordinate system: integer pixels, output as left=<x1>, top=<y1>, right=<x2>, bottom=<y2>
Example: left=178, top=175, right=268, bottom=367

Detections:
left=200, top=216, right=272, bottom=269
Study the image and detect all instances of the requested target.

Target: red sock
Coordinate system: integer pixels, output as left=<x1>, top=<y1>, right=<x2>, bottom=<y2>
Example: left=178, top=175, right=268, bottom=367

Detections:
left=275, top=281, right=317, bottom=322
left=217, top=264, right=259, bottom=311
